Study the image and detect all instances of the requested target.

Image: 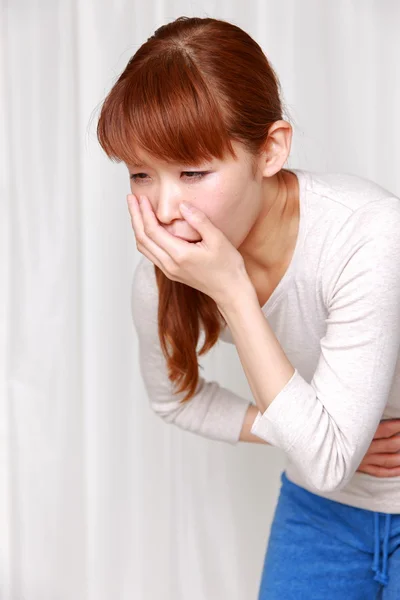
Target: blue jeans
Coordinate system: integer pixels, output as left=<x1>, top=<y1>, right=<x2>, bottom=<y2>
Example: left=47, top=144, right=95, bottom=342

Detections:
left=258, top=472, right=400, bottom=599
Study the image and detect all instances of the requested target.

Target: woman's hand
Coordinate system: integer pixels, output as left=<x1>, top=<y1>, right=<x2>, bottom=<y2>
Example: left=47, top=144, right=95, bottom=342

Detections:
left=127, top=193, right=249, bottom=306
left=357, top=419, right=400, bottom=477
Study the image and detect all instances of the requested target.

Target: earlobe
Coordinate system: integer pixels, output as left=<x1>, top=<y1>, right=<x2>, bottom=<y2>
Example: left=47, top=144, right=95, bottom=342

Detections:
left=261, top=155, right=280, bottom=178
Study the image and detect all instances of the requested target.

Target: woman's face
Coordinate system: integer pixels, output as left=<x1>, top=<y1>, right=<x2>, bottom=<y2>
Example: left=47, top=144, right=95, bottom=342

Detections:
left=126, top=141, right=263, bottom=249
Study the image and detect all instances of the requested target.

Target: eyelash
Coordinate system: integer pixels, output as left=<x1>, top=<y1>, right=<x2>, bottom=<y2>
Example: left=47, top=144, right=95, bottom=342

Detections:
left=130, top=171, right=209, bottom=183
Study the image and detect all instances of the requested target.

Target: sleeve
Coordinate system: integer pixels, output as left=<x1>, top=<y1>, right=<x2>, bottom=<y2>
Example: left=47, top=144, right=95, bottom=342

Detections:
left=131, top=256, right=252, bottom=444
left=250, top=197, right=400, bottom=492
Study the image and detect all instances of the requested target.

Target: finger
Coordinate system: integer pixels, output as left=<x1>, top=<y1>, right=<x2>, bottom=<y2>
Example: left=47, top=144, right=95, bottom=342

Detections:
left=127, top=194, right=177, bottom=270
left=356, top=464, right=400, bottom=477
left=179, top=202, right=220, bottom=247
left=368, top=434, right=400, bottom=454
left=138, top=195, right=197, bottom=263
left=372, top=418, right=400, bottom=439
left=362, top=452, right=400, bottom=468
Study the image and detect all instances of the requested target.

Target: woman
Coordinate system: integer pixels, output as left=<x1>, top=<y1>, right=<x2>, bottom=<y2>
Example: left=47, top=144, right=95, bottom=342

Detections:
left=96, top=16, right=400, bottom=598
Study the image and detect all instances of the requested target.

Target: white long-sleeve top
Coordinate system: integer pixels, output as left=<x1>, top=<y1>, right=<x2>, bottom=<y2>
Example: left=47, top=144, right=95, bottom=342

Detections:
left=131, top=168, right=400, bottom=513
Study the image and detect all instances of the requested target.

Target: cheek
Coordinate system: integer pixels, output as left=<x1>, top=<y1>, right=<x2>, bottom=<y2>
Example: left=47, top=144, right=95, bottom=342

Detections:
left=220, top=190, right=257, bottom=247
left=202, top=175, right=241, bottom=213
left=214, top=185, right=248, bottom=228
left=191, top=175, right=252, bottom=243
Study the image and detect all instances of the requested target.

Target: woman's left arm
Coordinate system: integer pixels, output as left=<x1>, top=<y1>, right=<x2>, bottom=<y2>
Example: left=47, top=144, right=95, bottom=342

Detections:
left=218, top=199, right=400, bottom=494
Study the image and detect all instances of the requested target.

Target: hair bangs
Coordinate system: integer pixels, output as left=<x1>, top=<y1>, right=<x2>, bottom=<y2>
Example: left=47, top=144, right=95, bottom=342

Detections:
left=98, top=50, right=239, bottom=168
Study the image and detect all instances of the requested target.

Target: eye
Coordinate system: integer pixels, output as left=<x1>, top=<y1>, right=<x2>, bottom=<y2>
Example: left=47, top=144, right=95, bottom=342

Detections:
left=130, top=173, right=149, bottom=182
left=130, top=171, right=209, bottom=183
left=183, top=171, right=208, bottom=180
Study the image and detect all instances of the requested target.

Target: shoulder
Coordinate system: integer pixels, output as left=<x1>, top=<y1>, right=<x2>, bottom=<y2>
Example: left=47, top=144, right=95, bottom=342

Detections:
left=131, top=256, right=159, bottom=330
left=320, top=195, right=400, bottom=308
left=327, top=195, right=400, bottom=251
left=304, top=169, right=396, bottom=212
left=132, top=255, right=157, bottom=296
left=301, top=168, right=400, bottom=253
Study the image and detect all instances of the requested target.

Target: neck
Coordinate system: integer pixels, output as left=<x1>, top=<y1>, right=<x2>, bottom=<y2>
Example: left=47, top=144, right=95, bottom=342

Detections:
left=239, top=169, right=299, bottom=272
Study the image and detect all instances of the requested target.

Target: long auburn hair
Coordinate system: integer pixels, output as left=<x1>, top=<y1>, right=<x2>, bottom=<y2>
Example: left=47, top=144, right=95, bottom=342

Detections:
left=96, top=16, right=292, bottom=403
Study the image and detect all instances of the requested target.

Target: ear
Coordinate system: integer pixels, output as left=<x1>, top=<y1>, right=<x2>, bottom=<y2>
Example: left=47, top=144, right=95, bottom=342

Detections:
left=259, top=120, right=293, bottom=177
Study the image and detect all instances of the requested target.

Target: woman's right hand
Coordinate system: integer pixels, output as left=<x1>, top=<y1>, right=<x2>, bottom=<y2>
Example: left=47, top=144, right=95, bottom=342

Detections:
left=357, top=419, right=400, bottom=477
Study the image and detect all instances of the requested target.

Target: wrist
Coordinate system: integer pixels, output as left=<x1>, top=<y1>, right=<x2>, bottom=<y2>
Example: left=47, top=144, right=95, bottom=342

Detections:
left=239, top=404, right=271, bottom=445
left=216, top=277, right=258, bottom=319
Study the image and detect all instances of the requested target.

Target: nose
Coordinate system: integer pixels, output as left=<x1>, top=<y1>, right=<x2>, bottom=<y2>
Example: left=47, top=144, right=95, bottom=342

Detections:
left=155, top=186, right=183, bottom=225
left=155, top=191, right=201, bottom=241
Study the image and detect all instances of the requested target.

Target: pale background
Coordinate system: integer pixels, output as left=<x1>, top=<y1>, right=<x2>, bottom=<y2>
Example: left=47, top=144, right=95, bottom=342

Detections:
left=1, top=1, right=400, bottom=599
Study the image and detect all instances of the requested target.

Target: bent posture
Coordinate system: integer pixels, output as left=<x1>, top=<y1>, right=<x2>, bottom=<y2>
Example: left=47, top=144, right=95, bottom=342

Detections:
left=97, top=16, right=400, bottom=599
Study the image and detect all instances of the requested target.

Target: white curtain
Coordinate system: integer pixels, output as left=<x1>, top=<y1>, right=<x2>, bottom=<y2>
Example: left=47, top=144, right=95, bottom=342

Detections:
left=1, top=1, right=399, bottom=598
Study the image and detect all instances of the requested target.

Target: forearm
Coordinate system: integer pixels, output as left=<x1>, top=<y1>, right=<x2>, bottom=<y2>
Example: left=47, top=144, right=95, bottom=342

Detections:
left=218, top=281, right=295, bottom=416
left=239, top=403, right=271, bottom=445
